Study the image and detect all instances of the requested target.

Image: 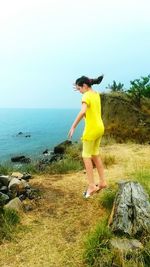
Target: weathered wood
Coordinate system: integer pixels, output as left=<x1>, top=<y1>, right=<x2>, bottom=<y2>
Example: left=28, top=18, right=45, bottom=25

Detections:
left=109, top=181, right=150, bottom=235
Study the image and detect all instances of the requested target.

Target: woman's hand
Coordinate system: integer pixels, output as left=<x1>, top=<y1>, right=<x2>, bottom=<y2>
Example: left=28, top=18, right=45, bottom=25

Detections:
left=68, top=126, right=75, bottom=139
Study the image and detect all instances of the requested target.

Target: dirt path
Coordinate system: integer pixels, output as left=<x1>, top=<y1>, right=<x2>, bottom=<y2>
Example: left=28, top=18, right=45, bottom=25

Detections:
left=0, top=143, right=149, bottom=267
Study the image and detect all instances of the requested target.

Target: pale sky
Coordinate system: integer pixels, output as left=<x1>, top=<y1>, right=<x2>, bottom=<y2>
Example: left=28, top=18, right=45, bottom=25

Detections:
left=0, top=0, right=150, bottom=108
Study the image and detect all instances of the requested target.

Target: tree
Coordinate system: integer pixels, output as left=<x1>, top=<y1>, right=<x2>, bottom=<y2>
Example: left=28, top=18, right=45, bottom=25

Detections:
left=128, top=75, right=150, bottom=107
left=106, top=81, right=124, bottom=92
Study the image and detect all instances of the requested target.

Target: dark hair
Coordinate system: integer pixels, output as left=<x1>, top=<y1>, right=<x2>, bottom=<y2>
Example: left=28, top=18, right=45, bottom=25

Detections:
left=75, top=75, right=104, bottom=87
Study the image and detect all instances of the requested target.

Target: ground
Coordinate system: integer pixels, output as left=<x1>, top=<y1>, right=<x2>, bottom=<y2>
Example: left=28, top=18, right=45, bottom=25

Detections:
left=0, top=143, right=149, bottom=267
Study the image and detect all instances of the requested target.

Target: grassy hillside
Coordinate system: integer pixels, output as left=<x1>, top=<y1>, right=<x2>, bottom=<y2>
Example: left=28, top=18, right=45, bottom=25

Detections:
left=101, top=93, right=150, bottom=143
left=0, top=142, right=149, bottom=267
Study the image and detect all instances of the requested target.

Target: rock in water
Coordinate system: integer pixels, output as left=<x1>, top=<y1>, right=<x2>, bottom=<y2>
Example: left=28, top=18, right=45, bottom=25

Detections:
left=109, top=181, right=150, bottom=235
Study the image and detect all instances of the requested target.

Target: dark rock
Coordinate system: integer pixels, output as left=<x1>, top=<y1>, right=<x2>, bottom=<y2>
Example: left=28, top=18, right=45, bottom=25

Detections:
left=25, top=135, right=31, bottom=138
left=22, top=173, right=32, bottom=181
left=54, top=140, right=72, bottom=154
left=43, top=149, right=49, bottom=154
left=0, top=186, right=8, bottom=193
left=7, top=190, right=17, bottom=200
left=19, top=194, right=27, bottom=201
left=0, top=192, right=9, bottom=206
left=109, top=181, right=150, bottom=235
left=49, top=154, right=63, bottom=163
left=0, top=175, right=12, bottom=186
left=11, top=156, right=31, bottom=163
left=26, top=188, right=40, bottom=200
left=17, top=132, right=23, bottom=135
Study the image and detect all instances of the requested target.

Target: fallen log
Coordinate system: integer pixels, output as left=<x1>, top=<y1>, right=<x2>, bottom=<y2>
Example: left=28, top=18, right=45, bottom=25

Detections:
left=109, top=180, right=150, bottom=236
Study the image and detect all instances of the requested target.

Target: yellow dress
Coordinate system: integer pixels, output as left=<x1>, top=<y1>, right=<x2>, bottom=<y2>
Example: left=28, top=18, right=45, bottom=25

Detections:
left=81, top=91, right=104, bottom=141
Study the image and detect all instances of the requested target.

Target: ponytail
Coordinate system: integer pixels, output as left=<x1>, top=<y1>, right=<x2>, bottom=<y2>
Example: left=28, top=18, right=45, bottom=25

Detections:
left=89, top=75, right=104, bottom=86
left=75, top=75, right=104, bottom=87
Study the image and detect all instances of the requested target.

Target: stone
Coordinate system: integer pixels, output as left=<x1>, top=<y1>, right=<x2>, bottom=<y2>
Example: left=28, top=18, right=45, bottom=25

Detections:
left=109, top=181, right=150, bottom=235
left=54, top=140, right=72, bottom=154
left=8, top=178, right=26, bottom=194
left=22, top=173, right=32, bottom=180
left=11, top=155, right=31, bottom=163
left=43, top=149, right=49, bottom=154
left=4, top=197, right=22, bottom=212
left=0, top=192, right=9, bottom=206
left=110, top=238, right=143, bottom=251
left=0, top=175, right=12, bottom=186
left=0, top=186, right=8, bottom=193
left=11, top=172, right=23, bottom=179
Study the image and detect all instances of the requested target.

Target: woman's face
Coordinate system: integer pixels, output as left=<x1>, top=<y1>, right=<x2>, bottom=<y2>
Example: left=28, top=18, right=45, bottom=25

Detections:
left=76, top=83, right=89, bottom=94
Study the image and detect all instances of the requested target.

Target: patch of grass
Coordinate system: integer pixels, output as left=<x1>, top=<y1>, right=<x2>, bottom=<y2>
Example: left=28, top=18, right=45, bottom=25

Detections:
left=15, top=162, right=39, bottom=174
left=83, top=217, right=113, bottom=266
left=133, top=168, right=150, bottom=197
left=141, top=239, right=150, bottom=267
left=0, top=163, right=13, bottom=175
left=0, top=208, right=20, bottom=243
left=98, top=188, right=117, bottom=210
left=101, top=154, right=116, bottom=168
left=46, top=156, right=83, bottom=174
left=101, top=136, right=117, bottom=146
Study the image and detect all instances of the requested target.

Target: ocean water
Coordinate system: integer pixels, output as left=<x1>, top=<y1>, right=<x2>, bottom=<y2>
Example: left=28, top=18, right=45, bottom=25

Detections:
left=0, top=108, right=84, bottom=163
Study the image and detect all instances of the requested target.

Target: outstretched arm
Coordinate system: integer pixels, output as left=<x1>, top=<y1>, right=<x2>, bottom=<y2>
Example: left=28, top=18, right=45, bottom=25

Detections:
left=68, top=102, right=87, bottom=139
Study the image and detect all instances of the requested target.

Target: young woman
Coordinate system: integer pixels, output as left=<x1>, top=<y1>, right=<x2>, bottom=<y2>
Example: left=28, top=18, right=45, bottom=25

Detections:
left=68, top=75, right=107, bottom=198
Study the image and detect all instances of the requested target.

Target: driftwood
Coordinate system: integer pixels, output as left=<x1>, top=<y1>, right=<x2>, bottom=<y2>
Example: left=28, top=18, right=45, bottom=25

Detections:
left=109, top=181, right=150, bottom=235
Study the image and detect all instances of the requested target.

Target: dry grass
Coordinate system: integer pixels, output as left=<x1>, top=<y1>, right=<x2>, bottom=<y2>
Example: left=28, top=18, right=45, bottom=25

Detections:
left=0, top=143, right=149, bottom=267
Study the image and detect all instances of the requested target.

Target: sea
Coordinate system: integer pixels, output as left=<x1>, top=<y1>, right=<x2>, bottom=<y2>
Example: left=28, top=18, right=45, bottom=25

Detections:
left=0, top=108, right=84, bottom=163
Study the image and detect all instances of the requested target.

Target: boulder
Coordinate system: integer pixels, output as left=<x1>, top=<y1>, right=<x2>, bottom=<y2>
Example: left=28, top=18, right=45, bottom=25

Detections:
left=0, top=186, right=8, bottom=193
left=0, top=175, right=12, bottom=186
left=11, top=172, right=23, bottom=179
left=4, top=197, right=22, bottom=212
left=54, top=140, right=72, bottom=154
left=11, top=156, right=31, bottom=163
left=8, top=178, right=27, bottom=194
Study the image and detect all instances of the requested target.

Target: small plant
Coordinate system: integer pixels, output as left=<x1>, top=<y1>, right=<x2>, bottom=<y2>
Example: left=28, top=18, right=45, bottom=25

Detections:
left=83, top=217, right=113, bottom=266
left=99, top=188, right=117, bottom=210
left=102, top=154, right=116, bottom=168
left=0, top=208, right=20, bottom=243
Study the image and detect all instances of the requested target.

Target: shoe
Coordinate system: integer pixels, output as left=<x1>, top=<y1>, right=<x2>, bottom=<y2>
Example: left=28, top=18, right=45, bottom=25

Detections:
left=83, top=186, right=101, bottom=199
left=96, top=184, right=107, bottom=191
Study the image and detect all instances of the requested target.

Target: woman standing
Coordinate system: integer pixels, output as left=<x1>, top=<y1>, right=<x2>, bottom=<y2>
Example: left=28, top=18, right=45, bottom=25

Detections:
left=68, top=75, right=107, bottom=198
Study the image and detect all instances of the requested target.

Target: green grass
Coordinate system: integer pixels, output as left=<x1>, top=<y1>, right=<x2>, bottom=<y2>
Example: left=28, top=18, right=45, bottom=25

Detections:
left=133, top=168, right=150, bottom=198
left=98, top=188, right=117, bottom=210
left=83, top=217, right=113, bottom=267
left=45, top=156, right=83, bottom=174
left=0, top=208, right=20, bottom=243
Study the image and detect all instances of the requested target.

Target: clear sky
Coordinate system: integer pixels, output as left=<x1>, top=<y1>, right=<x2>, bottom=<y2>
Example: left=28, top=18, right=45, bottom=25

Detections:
left=0, top=0, right=150, bottom=108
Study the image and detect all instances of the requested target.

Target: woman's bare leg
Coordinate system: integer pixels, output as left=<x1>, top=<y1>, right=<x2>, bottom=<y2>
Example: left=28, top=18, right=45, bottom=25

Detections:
left=83, top=157, right=98, bottom=194
left=92, top=155, right=107, bottom=187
